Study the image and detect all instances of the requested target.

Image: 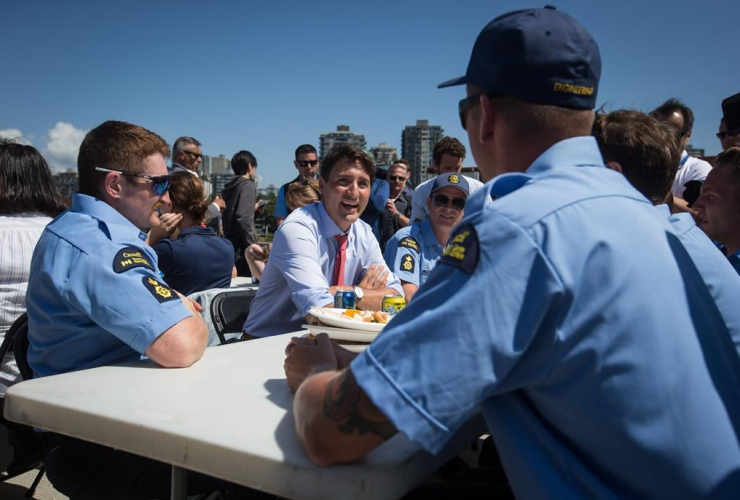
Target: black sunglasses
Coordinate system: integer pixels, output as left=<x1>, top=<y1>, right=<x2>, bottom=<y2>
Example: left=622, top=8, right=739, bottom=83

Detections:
left=183, top=150, right=203, bottom=160
left=297, top=159, right=319, bottom=167
left=95, top=167, right=171, bottom=196
left=389, top=175, right=406, bottom=182
left=717, top=130, right=740, bottom=139
left=458, top=92, right=500, bottom=130
left=433, top=194, right=466, bottom=211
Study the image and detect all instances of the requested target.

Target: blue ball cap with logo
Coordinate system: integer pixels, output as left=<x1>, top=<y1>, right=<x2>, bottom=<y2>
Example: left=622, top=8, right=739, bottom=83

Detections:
left=438, top=5, right=601, bottom=110
left=431, top=173, right=470, bottom=197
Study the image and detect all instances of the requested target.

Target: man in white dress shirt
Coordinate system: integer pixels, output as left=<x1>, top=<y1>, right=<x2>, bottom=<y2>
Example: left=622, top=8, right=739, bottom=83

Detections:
left=650, top=98, right=712, bottom=210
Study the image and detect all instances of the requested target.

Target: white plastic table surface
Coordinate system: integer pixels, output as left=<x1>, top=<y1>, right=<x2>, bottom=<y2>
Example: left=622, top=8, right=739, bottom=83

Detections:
left=4, top=333, right=483, bottom=500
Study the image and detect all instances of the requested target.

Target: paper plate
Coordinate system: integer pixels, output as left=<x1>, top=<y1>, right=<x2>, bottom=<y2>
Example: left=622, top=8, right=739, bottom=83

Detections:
left=302, top=324, right=378, bottom=343
left=337, top=343, right=367, bottom=353
left=308, top=308, right=386, bottom=333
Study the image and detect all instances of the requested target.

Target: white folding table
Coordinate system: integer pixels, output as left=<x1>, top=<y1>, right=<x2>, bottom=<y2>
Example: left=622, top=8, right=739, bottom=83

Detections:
left=4, top=333, right=483, bottom=499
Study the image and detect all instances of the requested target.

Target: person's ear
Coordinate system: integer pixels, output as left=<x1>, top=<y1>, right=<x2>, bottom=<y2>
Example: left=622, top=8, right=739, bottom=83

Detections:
left=604, top=160, right=623, bottom=173
left=318, top=177, right=325, bottom=194
left=102, top=173, right=124, bottom=200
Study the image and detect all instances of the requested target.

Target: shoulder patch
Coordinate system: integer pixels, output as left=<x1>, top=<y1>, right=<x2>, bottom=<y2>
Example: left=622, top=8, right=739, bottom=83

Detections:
left=142, top=276, right=178, bottom=304
left=440, top=223, right=479, bottom=273
left=400, top=254, right=416, bottom=273
left=399, top=237, right=420, bottom=251
left=114, top=247, right=155, bottom=274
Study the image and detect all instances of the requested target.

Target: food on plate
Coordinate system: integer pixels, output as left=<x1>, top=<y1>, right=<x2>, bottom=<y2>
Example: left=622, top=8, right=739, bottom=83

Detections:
left=342, top=309, right=389, bottom=324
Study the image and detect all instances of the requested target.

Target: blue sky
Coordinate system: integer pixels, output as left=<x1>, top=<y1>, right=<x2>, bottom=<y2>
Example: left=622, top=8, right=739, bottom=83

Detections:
left=2, top=0, right=737, bottom=187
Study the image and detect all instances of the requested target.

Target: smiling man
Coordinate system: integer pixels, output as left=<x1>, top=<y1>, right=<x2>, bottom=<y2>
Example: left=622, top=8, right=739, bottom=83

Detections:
left=244, top=145, right=402, bottom=338
left=384, top=172, right=469, bottom=301
left=408, top=137, right=484, bottom=223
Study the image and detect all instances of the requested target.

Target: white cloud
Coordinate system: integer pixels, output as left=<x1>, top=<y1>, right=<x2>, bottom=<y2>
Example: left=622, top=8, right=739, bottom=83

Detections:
left=45, top=122, right=87, bottom=172
left=0, top=128, right=32, bottom=145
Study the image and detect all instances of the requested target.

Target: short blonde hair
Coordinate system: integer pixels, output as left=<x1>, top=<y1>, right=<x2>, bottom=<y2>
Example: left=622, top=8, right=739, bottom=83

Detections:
left=285, top=179, right=321, bottom=211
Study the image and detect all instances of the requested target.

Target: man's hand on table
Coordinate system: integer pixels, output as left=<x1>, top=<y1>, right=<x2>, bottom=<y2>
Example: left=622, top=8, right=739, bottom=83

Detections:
left=285, top=333, right=342, bottom=393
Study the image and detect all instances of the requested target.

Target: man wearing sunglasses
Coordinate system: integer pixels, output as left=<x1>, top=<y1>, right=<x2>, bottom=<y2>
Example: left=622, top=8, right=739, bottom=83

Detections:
left=22, top=121, right=237, bottom=498
left=718, top=117, right=740, bottom=152
left=384, top=173, right=468, bottom=302
left=170, top=135, right=224, bottom=229
left=287, top=6, right=740, bottom=499
left=377, top=159, right=413, bottom=252
left=275, top=144, right=320, bottom=225
left=408, top=137, right=485, bottom=223
left=171, top=136, right=203, bottom=174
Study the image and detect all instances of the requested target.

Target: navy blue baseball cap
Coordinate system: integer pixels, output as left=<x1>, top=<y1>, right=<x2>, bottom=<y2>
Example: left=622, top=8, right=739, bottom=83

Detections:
left=438, top=6, right=601, bottom=110
left=431, top=173, right=470, bottom=197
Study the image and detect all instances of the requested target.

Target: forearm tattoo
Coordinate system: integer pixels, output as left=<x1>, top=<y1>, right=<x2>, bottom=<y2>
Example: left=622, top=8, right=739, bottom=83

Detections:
left=323, top=369, right=396, bottom=439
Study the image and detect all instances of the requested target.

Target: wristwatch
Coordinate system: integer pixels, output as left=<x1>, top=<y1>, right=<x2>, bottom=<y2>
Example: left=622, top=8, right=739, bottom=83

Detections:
left=354, top=286, right=365, bottom=301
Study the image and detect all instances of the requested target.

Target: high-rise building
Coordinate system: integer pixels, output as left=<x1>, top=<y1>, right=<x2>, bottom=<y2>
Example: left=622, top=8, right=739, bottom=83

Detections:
left=210, top=154, right=231, bottom=175
left=257, top=184, right=279, bottom=197
left=201, top=155, right=213, bottom=176
left=319, top=125, right=367, bottom=159
left=401, top=120, right=444, bottom=187
left=210, top=173, right=232, bottom=198
left=370, top=143, right=398, bottom=165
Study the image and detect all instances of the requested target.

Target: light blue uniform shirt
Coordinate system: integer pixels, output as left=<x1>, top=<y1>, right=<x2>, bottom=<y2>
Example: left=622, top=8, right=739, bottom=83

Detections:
left=383, top=218, right=442, bottom=287
left=657, top=204, right=740, bottom=357
left=26, top=194, right=191, bottom=378
left=244, top=202, right=402, bottom=337
left=352, top=137, right=740, bottom=499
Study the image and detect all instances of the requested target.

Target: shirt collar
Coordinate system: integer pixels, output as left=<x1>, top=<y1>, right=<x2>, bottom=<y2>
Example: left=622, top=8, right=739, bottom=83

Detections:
left=316, top=202, right=353, bottom=241
left=72, top=193, right=147, bottom=242
left=526, top=136, right=605, bottom=177
left=420, top=217, right=439, bottom=247
left=654, top=204, right=671, bottom=218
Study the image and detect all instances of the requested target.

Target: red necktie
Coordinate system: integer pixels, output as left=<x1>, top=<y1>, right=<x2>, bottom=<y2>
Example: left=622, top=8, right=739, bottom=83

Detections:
left=332, top=234, right=348, bottom=286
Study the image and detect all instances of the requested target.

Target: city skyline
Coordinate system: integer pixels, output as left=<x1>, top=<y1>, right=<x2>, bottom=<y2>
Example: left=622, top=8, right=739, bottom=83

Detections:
left=2, top=0, right=738, bottom=188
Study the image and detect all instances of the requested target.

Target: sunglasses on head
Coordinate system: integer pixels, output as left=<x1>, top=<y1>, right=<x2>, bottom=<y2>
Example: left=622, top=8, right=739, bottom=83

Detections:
left=433, top=194, right=466, bottom=211
left=95, top=167, right=171, bottom=196
left=389, top=175, right=406, bottom=182
left=297, top=160, right=319, bottom=167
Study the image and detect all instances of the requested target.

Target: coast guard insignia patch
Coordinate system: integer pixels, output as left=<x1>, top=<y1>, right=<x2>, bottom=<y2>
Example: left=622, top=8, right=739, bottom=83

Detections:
left=440, top=223, right=479, bottom=273
left=114, top=247, right=154, bottom=273
left=142, top=276, right=178, bottom=303
left=401, top=254, right=416, bottom=273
